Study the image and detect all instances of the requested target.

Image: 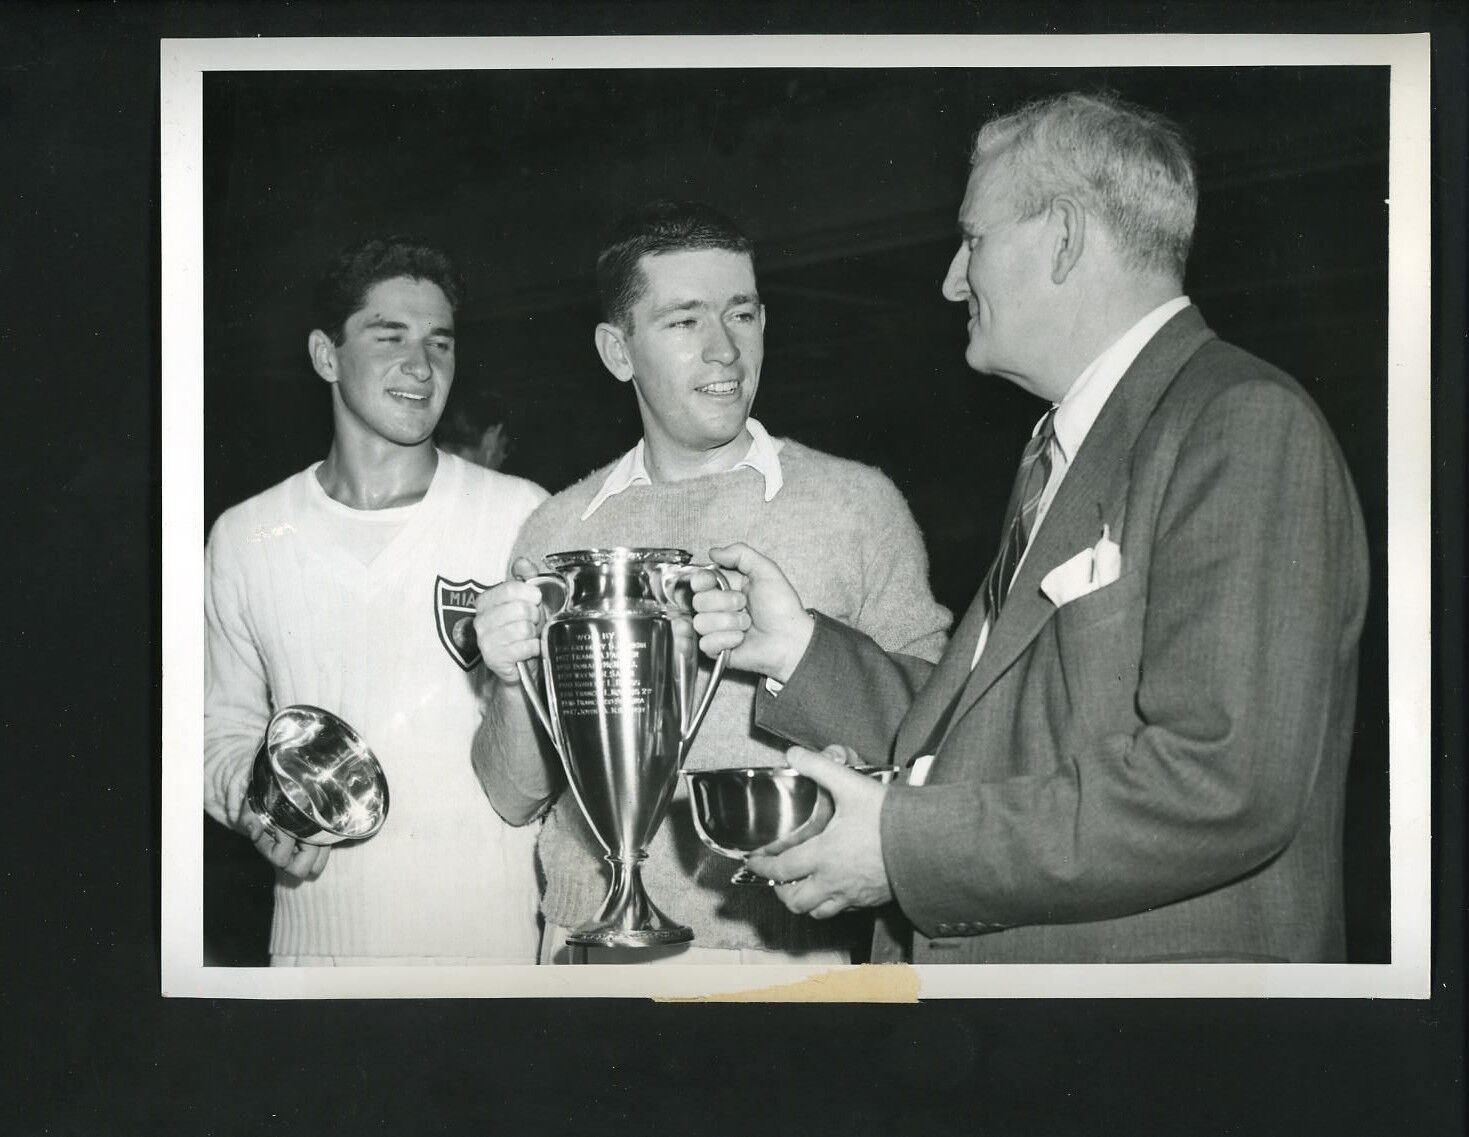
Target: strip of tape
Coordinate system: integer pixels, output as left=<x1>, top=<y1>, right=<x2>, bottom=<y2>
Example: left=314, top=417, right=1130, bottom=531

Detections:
left=657, top=964, right=920, bottom=1004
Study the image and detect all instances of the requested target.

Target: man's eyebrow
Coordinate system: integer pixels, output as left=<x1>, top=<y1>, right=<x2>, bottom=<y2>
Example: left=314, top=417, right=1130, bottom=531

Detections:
left=649, top=293, right=762, bottom=320
left=648, top=298, right=707, bottom=320
left=359, top=316, right=455, bottom=337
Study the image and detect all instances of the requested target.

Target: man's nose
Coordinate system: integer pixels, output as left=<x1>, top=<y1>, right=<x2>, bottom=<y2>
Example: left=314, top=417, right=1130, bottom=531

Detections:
left=703, top=321, right=739, bottom=365
left=941, top=244, right=970, bottom=302
left=402, top=343, right=432, bottom=380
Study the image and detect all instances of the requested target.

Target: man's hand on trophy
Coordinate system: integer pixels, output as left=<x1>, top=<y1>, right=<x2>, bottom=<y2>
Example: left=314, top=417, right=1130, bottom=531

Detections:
left=473, top=557, right=546, bottom=683
left=745, top=745, right=893, bottom=919
left=243, top=812, right=331, bottom=881
left=690, top=542, right=815, bottom=684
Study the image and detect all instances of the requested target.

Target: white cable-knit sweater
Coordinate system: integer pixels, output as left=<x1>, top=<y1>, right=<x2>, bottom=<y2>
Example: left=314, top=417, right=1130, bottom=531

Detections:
left=204, top=451, right=548, bottom=961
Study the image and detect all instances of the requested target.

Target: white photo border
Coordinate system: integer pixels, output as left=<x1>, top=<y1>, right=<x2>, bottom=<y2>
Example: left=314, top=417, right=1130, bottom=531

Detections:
left=160, top=33, right=1432, bottom=1000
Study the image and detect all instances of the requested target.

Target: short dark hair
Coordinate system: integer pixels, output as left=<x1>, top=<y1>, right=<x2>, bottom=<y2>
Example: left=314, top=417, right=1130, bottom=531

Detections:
left=435, top=382, right=509, bottom=451
left=595, top=200, right=754, bottom=331
left=312, top=236, right=465, bottom=344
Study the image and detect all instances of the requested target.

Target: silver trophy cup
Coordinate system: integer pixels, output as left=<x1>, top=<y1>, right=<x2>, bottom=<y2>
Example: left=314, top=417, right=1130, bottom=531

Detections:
left=245, top=704, right=389, bottom=846
left=516, top=548, right=729, bottom=948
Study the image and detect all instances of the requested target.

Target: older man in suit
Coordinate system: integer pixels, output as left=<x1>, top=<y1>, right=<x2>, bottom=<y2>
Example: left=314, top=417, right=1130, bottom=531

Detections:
left=691, top=91, right=1369, bottom=964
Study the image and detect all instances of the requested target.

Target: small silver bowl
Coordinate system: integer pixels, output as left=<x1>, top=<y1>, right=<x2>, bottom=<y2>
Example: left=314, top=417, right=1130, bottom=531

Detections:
left=687, top=763, right=903, bottom=884
left=245, top=705, right=389, bottom=847
left=685, top=767, right=826, bottom=885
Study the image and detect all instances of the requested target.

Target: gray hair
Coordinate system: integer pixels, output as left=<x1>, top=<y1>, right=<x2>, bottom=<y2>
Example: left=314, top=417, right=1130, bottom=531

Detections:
left=973, top=91, right=1197, bottom=280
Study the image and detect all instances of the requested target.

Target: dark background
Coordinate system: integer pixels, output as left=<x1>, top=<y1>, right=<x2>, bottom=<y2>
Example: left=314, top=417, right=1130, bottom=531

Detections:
left=202, top=65, right=1393, bottom=965
left=1, top=3, right=1462, bottom=1136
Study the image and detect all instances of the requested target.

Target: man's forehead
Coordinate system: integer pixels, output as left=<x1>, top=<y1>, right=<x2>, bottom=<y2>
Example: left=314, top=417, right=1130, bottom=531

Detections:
left=354, top=275, right=454, bottom=324
left=958, top=156, right=1016, bottom=228
left=636, top=248, right=758, bottom=301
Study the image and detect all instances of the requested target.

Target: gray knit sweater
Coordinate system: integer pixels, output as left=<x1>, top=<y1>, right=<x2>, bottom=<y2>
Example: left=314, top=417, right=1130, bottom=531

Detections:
left=474, top=437, right=951, bottom=953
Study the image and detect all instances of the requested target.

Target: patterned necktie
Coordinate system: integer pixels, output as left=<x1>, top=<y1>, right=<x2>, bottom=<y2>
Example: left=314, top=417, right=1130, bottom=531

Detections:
left=979, top=408, right=1057, bottom=624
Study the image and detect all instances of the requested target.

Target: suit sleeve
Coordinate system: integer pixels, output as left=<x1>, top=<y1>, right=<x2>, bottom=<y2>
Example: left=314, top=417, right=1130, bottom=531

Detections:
left=202, top=523, right=270, bottom=831
left=755, top=612, right=938, bottom=764
left=881, top=380, right=1369, bottom=933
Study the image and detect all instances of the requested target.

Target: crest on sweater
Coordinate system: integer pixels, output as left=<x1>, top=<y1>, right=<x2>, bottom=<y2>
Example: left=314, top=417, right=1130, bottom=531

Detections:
left=434, top=576, right=489, bottom=671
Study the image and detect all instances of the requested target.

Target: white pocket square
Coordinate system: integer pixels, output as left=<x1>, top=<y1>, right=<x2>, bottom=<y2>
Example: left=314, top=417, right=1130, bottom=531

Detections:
left=1041, top=526, right=1122, bottom=608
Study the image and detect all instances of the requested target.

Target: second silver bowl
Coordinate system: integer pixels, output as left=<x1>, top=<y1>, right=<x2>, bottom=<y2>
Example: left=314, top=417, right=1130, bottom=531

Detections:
left=686, top=767, right=823, bottom=884
left=685, top=764, right=899, bottom=885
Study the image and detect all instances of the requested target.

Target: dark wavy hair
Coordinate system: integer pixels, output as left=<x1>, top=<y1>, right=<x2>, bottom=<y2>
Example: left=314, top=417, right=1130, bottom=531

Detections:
left=595, top=200, right=753, bottom=332
left=311, top=236, right=465, bottom=344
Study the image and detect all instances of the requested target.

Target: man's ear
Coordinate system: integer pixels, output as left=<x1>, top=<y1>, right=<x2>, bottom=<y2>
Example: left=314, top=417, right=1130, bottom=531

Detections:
left=1049, top=196, right=1086, bottom=285
left=594, top=322, right=635, bottom=383
left=758, top=304, right=767, bottom=334
left=308, top=330, right=339, bottom=384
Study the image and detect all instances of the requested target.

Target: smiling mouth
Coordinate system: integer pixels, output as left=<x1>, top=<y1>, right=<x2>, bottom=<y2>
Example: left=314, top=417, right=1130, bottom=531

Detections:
left=388, top=389, right=430, bottom=403
left=696, top=378, right=741, bottom=396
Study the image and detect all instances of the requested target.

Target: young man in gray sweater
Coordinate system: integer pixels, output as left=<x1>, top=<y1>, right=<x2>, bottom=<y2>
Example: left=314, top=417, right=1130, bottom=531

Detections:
left=471, top=200, right=950, bottom=964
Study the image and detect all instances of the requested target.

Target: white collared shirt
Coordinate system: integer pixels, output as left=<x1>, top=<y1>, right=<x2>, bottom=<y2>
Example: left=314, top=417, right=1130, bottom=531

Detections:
left=967, top=295, right=1192, bottom=672
left=579, top=416, right=786, bottom=520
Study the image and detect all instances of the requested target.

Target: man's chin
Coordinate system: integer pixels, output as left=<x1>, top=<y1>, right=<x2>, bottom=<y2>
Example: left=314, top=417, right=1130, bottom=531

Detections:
left=386, top=428, right=439, bottom=449
left=697, top=399, right=754, bottom=431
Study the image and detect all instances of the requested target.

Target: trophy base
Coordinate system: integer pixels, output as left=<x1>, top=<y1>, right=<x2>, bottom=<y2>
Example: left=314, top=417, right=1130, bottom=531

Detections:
left=565, top=924, right=694, bottom=949
left=566, top=863, right=694, bottom=948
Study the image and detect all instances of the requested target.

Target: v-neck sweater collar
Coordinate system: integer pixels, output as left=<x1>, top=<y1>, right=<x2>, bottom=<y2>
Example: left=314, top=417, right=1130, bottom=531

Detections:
left=296, top=450, right=460, bottom=585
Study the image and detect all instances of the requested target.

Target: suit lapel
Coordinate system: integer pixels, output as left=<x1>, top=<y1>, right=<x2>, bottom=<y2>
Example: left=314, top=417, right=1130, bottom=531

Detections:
left=933, top=308, right=1216, bottom=752
left=896, top=586, right=989, bottom=758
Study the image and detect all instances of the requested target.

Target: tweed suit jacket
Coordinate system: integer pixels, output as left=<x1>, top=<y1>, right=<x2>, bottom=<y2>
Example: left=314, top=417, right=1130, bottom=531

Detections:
left=755, top=307, right=1369, bottom=963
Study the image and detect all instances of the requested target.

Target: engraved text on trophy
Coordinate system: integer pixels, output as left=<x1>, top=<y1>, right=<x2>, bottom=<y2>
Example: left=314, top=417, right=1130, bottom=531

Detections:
left=545, top=618, right=680, bottom=855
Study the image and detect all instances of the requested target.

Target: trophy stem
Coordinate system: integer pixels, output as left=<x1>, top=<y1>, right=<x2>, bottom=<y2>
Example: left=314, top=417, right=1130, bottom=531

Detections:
left=564, top=854, right=693, bottom=948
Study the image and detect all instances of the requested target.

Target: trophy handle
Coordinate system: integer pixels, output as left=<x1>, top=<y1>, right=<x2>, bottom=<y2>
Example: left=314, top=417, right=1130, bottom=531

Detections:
left=513, top=572, right=570, bottom=760
left=661, top=564, right=732, bottom=751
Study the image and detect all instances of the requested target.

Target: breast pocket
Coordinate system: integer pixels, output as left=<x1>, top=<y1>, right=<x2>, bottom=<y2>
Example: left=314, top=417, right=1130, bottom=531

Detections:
left=1048, top=569, right=1146, bottom=737
left=1052, top=568, right=1145, bottom=635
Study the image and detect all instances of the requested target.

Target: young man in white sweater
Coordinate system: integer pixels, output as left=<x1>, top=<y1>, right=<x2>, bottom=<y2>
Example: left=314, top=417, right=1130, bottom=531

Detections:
left=470, top=201, right=951, bottom=964
left=204, top=237, right=548, bottom=965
